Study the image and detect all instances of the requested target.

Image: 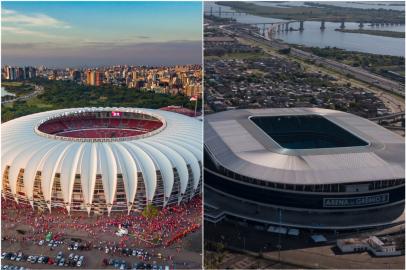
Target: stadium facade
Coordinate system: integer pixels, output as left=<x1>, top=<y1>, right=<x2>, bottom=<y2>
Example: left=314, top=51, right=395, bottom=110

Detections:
left=204, top=108, right=405, bottom=230
left=2, top=107, right=202, bottom=215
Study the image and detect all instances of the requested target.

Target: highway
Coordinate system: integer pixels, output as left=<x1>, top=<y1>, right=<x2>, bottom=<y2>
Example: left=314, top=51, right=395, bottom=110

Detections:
left=291, top=47, right=405, bottom=96
left=222, top=23, right=405, bottom=97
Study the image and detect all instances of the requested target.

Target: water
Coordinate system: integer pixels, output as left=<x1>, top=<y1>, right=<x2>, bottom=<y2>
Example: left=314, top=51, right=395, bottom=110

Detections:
left=273, top=21, right=405, bottom=56
left=205, top=2, right=405, bottom=57
left=1, top=87, right=15, bottom=97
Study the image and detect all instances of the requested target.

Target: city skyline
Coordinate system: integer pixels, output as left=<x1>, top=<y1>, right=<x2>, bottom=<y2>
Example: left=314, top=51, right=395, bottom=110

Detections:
left=2, top=1, right=203, bottom=67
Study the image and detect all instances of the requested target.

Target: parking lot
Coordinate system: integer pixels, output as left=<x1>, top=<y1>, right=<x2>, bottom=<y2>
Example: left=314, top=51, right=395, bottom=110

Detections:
left=1, top=197, right=202, bottom=269
left=2, top=227, right=202, bottom=270
left=1, top=245, right=171, bottom=270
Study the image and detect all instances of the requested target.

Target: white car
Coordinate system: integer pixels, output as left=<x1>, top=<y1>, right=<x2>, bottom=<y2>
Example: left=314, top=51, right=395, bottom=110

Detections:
left=56, top=251, right=63, bottom=260
left=38, top=240, right=44, bottom=246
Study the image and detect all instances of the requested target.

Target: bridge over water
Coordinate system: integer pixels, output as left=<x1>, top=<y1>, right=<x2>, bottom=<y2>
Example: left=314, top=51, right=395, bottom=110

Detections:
left=205, top=7, right=404, bottom=37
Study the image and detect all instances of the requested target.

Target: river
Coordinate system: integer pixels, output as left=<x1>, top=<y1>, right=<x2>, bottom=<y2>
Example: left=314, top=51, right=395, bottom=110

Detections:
left=205, top=2, right=405, bottom=57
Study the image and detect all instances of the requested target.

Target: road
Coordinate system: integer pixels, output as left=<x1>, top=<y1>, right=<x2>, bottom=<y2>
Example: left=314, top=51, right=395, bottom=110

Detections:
left=1, top=84, right=44, bottom=104
left=291, top=47, right=405, bottom=96
left=222, top=23, right=405, bottom=97
left=205, top=221, right=405, bottom=269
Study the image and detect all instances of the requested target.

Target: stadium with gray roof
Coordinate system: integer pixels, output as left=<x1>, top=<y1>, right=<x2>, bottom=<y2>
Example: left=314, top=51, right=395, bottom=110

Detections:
left=204, top=108, right=404, bottom=229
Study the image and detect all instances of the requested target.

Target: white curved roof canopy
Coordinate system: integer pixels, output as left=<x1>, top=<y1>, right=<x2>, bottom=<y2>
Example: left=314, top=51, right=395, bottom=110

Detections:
left=1, top=107, right=202, bottom=215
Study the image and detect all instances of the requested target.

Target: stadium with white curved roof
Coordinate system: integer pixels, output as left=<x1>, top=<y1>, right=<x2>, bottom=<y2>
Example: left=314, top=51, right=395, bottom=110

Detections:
left=2, top=107, right=202, bottom=215
left=204, top=108, right=405, bottom=229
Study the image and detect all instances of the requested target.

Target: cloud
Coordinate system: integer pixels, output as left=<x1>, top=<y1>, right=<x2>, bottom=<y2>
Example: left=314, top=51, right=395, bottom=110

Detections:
left=2, top=9, right=16, bottom=15
left=2, top=26, right=58, bottom=38
left=2, top=40, right=202, bottom=67
left=2, top=9, right=70, bottom=28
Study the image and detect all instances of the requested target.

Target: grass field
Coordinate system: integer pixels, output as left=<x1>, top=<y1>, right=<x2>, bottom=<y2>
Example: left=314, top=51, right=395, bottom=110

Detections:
left=2, top=82, right=24, bottom=87
left=335, top=29, right=405, bottom=38
left=26, top=97, right=54, bottom=109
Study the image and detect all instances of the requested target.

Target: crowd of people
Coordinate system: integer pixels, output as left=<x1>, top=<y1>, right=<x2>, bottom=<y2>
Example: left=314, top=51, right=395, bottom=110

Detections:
left=1, top=196, right=202, bottom=251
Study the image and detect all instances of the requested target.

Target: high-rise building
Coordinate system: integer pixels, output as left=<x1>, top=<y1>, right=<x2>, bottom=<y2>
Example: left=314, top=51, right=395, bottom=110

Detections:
left=85, top=70, right=103, bottom=86
left=4, top=66, right=11, bottom=80
left=5, top=66, right=18, bottom=80
left=17, top=67, right=24, bottom=80
left=29, top=67, right=37, bottom=79
left=86, top=70, right=96, bottom=86
left=71, top=70, right=81, bottom=82
left=95, top=71, right=104, bottom=86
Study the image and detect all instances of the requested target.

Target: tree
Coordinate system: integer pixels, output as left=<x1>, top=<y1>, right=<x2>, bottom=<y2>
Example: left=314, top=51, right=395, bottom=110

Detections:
left=142, top=204, right=159, bottom=219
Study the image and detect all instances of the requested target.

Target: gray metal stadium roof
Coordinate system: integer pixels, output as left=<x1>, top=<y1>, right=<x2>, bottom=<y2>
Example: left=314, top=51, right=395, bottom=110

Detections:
left=205, top=108, right=405, bottom=185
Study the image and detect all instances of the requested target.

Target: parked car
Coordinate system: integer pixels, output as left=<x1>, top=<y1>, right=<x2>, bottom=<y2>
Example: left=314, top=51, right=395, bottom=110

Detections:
left=31, top=256, right=38, bottom=264
left=77, top=260, right=83, bottom=267
left=38, top=256, right=44, bottom=264
left=16, top=253, right=22, bottom=262
left=56, top=251, right=63, bottom=260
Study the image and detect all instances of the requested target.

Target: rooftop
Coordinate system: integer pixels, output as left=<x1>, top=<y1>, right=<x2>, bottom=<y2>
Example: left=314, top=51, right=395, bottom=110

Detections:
left=205, top=108, right=405, bottom=184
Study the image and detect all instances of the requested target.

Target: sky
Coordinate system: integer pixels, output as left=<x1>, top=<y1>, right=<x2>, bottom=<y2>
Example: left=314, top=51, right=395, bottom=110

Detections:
left=1, top=1, right=203, bottom=68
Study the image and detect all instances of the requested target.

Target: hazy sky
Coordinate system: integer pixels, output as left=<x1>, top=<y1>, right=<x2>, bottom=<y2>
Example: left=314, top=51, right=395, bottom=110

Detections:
left=2, top=1, right=202, bottom=67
